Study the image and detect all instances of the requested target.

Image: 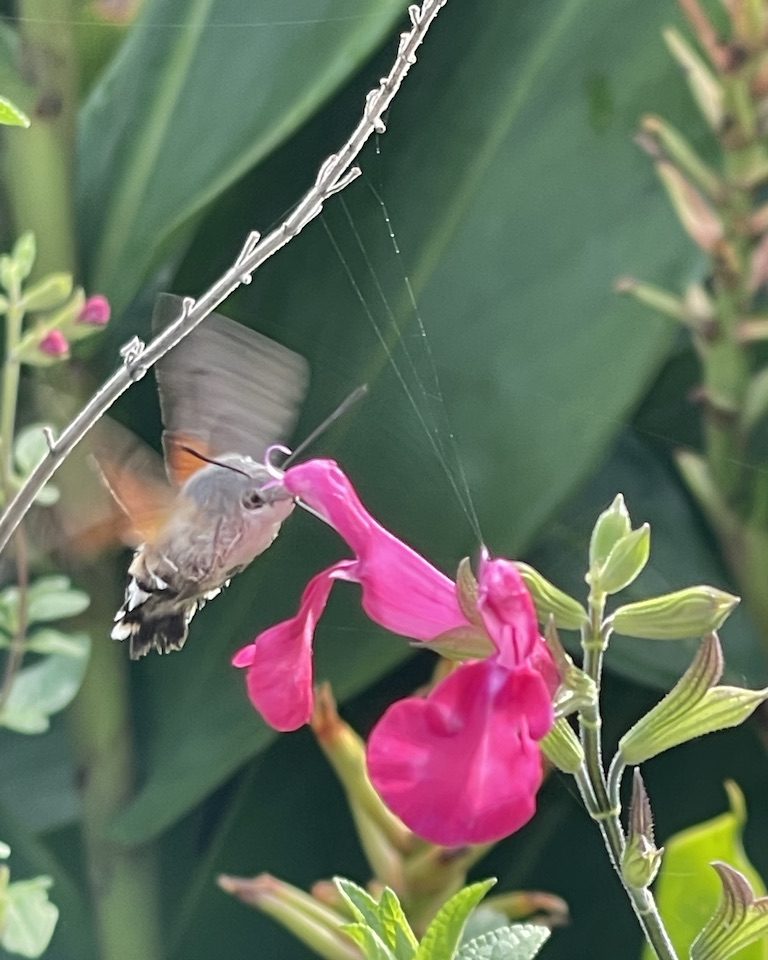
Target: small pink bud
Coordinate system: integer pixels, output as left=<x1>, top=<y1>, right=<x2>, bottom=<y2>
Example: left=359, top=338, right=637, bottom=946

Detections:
left=39, top=330, right=69, bottom=357
left=78, top=294, right=111, bottom=326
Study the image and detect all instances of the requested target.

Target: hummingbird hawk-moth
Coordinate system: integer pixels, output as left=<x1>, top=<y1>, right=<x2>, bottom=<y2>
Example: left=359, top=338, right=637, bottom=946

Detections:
left=104, top=294, right=309, bottom=660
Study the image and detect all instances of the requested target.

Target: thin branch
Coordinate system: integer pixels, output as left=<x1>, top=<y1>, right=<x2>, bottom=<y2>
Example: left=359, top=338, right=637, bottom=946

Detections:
left=0, top=0, right=448, bottom=557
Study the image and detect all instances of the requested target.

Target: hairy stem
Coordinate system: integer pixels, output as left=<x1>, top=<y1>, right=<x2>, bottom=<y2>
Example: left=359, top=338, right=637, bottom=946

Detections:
left=578, top=593, right=678, bottom=960
left=0, top=0, right=449, bottom=556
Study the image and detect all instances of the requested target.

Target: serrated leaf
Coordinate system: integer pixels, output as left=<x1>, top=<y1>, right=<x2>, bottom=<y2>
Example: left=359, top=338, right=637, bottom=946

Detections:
left=456, top=924, right=551, bottom=960
left=343, top=922, right=398, bottom=960
left=26, top=576, right=90, bottom=624
left=415, top=880, right=497, bottom=960
left=0, top=634, right=90, bottom=734
left=0, top=95, right=30, bottom=128
left=643, top=782, right=767, bottom=960
left=1, top=876, right=58, bottom=958
left=334, top=879, right=417, bottom=960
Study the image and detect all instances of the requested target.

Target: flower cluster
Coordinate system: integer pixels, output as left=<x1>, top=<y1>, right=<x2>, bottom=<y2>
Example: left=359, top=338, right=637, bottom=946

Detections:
left=233, top=460, right=557, bottom=846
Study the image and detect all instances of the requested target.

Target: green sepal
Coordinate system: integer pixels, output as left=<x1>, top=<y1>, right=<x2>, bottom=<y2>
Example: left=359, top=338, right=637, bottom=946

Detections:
left=515, top=562, right=588, bottom=630
left=593, top=524, right=650, bottom=595
left=619, top=634, right=768, bottom=765
left=609, top=585, right=739, bottom=640
left=691, top=863, right=768, bottom=960
left=540, top=718, right=584, bottom=774
left=589, top=494, right=631, bottom=571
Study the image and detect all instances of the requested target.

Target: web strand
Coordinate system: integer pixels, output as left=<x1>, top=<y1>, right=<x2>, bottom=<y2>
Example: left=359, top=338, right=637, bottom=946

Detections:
left=321, top=217, right=483, bottom=544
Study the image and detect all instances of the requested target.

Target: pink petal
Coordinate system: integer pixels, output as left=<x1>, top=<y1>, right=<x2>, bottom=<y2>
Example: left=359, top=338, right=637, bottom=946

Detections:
left=284, top=460, right=467, bottom=640
left=232, top=561, right=353, bottom=731
left=367, top=661, right=553, bottom=845
left=477, top=557, right=539, bottom=667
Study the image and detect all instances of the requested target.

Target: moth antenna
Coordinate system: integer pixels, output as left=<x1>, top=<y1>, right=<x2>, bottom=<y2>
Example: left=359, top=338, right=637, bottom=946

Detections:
left=282, top=384, right=368, bottom=468
left=178, top=445, right=252, bottom=479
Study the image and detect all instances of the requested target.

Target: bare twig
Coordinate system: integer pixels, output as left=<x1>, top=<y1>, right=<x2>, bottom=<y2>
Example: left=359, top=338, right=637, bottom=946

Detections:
left=0, top=0, right=448, bottom=557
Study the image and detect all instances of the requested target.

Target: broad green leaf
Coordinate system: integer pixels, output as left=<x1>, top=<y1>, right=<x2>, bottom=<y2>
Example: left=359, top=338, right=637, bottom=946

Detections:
left=0, top=634, right=90, bottom=734
left=643, top=782, right=768, bottom=960
left=1, top=876, right=58, bottom=958
left=78, top=0, right=410, bottom=311
left=456, top=924, right=551, bottom=960
left=414, top=880, right=496, bottom=960
left=26, top=577, right=90, bottom=624
left=0, top=94, right=29, bottom=128
left=24, top=629, right=89, bottom=658
left=117, top=0, right=705, bottom=844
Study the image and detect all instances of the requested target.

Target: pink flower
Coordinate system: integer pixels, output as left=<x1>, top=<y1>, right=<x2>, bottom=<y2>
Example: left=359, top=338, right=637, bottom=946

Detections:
left=233, top=459, right=466, bottom=731
left=367, top=555, right=556, bottom=845
left=77, top=294, right=111, bottom=326
left=232, top=459, right=557, bottom=845
left=39, top=330, right=69, bottom=357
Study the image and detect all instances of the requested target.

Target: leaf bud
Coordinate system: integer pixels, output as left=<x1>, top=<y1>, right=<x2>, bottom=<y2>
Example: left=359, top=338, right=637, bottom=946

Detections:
left=540, top=718, right=584, bottom=774
left=21, top=273, right=72, bottom=312
left=621, top=771, right=663, bottom=890
left=619, top=634, right=768, bottom=765
left=589, top=494, right=631, bottom=571
left=593, top=524, right=650, bottom=596
left=514, top=563, right=588, bottom=630
left=609, top=585, right=739, bottom=640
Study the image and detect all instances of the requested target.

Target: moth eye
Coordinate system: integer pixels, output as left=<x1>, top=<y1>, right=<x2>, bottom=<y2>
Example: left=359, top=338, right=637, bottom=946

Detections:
left=242, top=489, right=264, bottom=510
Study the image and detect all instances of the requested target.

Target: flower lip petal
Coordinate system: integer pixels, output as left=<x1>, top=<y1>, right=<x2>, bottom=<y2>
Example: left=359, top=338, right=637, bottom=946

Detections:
left=367, top=660, right=553, bottom=846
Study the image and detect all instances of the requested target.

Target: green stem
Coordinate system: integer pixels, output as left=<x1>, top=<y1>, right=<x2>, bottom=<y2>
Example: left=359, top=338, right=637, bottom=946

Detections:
left=577, top=593, right=679, bottom=960
left=4, top=4, right=164, bottom=958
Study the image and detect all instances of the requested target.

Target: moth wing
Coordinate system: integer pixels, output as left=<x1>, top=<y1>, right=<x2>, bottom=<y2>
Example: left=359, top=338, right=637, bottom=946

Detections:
left=84, top=419, right=176, bottom=548
left=152, top=293, right=309, bottom=486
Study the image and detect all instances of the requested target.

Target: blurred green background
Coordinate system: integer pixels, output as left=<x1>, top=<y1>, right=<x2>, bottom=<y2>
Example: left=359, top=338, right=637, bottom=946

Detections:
left=1, top=1, right=767, bottom=958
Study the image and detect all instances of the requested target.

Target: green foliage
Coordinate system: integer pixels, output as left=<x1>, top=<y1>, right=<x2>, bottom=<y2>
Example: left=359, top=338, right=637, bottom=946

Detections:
left=644, top=783, right=767, bottom=960
left=335, top=878, right=549, bottom=960
left=0, top=844, right=58, bottom=958
left=0, top=95, right=29, bottom=128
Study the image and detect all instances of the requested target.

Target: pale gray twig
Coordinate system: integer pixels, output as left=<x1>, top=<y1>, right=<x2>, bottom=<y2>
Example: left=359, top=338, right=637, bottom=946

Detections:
left=0, top=0, right=447, bottom=556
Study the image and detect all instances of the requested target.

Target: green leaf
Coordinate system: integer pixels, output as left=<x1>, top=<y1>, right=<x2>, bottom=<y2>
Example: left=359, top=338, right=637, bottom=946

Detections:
left=24, top=629, right=90, bottom=658
left=456, top=924, right=551, bottom=960
left=414, top=880, right=497, bottom=960
left=0, top=94, right=30, bottom=128
left=643, top=781, right=768, bottom=960
left=26, top=577, right=90, bottom=624
left=12, top=426, right=60, bottom=505
left=343, top=923, right=398, bottom=960
left=79, top=0, right=410, bottom=311
left=335, top=879, right=417, bottom=960
left=1, top=876, right=58, bottom=958
left=20, top=273, right=73, bottom=313
left=12, top=233, right=35, bottom=280
left=0, top=634, right=90, bottom=734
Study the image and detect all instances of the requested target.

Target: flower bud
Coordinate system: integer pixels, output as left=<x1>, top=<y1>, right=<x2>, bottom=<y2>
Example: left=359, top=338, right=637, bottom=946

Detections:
left=609, top=586, right=739, bottom=640
left=589, top=494, right=631, bottom=571
left=614, top=276, right=686, bottom=322
left=217, top=873, right=360, bottom=960
left=593, top=524, right=650, bottom=596
left=514, top=563, right=588, bottom=630
left=540, top=718, right=584, bottom=774
left=77, top=294, right=111, bottom=326
left=38, top=330, right=69, bottom=358
left=655, top=161, right=724, bottom=253
left=619, top=634, right=768, bottom=765
left=21, top=273, right=73, bottom=312
left=310, top=683, right=413, bottom=884
left=691, top=863, right=768, bottom=960
left=663, top=27, right=724, bottom=133
left=621, top=771, right=663, bottom=890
